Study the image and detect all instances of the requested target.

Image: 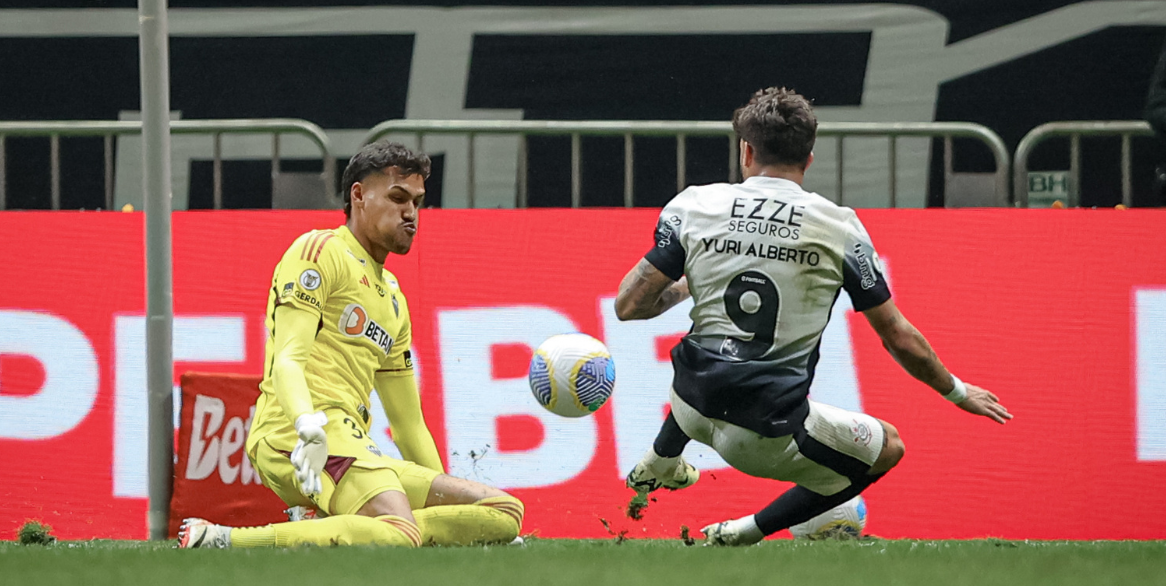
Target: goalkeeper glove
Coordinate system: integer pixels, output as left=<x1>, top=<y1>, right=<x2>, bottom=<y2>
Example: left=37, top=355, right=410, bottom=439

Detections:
left=290, top=412, right=329, bottom=497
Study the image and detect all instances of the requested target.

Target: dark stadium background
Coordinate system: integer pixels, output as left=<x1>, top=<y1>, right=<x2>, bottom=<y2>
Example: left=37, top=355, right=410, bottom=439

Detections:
left=1, top=0, right=1163, bottom=209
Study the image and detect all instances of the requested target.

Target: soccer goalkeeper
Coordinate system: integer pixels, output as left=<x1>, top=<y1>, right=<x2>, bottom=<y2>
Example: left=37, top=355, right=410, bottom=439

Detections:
left=180, top=141, right=523, bottom=549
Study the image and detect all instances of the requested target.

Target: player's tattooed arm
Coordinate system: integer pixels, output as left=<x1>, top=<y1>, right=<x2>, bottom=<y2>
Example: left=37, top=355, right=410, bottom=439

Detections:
left=862, top=299, right=953, bottom=392
left=615, top=259, right=690, bottom=320
left=863, top=299, right=1012, bottom=423
left=657, top=277, right=691, bottom=312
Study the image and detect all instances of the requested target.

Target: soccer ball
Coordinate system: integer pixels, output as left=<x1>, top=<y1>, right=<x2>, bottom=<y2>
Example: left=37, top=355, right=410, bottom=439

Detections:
left=788, top=496, right=867, bottom=540
left=528, top=333, right=616, bottom=418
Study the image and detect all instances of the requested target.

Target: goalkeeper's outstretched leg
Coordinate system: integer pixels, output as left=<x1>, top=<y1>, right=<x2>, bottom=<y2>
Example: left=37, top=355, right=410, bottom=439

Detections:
left=179, top=467, right=523, bottom=549
left=180, top=512, right=422, bottom=549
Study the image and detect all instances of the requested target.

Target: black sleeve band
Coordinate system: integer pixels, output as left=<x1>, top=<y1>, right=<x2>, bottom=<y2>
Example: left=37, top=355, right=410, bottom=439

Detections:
left=842, top=242, right=891, bottom=311
left=643, top=213, right=685, bottom=280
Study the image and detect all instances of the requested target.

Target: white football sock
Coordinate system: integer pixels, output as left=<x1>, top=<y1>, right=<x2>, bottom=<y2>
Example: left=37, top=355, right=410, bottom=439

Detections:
left=727, top=515, right=765, bottom=544
left=644, top=448, right=681, bottom=477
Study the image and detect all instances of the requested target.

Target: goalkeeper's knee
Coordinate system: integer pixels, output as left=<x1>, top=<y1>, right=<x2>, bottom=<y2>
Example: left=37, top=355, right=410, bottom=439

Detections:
left=475, top=495, right=525, bottom=535
left=413, top=494, right=525, bottom=546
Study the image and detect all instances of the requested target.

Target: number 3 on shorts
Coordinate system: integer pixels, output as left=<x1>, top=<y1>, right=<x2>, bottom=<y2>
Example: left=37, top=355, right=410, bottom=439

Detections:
left=342, top=417, right=364, bottom=439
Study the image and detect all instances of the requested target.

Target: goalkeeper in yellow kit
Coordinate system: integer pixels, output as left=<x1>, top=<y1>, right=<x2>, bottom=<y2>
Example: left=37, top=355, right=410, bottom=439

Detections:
left=179, top=141, right=523, bottom=549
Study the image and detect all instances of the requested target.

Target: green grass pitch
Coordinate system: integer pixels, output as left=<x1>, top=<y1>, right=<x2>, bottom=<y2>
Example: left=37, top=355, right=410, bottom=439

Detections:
left=2, top=538, right=1163, bottom=586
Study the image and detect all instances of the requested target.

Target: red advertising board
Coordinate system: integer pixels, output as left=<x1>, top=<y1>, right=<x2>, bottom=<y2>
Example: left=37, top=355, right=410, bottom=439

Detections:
left=169, top=372, right=287, bottom=538
left=3, top=209, right=1166, bottom=541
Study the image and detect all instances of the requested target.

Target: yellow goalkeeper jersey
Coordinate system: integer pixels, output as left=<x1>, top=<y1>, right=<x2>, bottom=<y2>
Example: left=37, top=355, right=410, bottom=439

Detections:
left=249, top=225, right=414, bottom=442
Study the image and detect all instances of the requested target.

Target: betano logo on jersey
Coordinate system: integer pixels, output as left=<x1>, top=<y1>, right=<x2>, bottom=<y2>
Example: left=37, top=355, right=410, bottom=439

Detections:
left=338, top=303, right=393, bottom=355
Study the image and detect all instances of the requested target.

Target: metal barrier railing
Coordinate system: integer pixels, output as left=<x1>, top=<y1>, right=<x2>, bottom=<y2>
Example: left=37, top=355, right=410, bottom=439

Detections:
left=365, top=120, right=1011, bottom=208
left=1013, top=121, right=1153, bottom=208
left=0, top=119, right=335, bottom=210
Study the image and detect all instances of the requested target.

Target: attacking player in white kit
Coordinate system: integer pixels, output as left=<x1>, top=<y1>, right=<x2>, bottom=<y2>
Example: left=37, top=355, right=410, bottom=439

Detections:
left=615, top=87, right=1012, bottom=545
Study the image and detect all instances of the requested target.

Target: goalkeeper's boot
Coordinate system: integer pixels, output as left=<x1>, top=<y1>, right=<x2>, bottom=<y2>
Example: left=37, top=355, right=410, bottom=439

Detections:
left=625, top=450, right=699, bottom=495
left=178, top=518, right=232, bottom=549
left=701, top=517, right=764, bottom=547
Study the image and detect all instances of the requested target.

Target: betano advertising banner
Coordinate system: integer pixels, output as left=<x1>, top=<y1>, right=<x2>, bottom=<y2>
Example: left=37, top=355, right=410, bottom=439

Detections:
left=2, top=209, right=1165, bottom=540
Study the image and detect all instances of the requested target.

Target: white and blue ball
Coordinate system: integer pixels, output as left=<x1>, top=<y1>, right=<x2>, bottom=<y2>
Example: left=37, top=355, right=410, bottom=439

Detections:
left=788, top=496, right=867, bottom=540
left=528, top=333, right=615, bottom=418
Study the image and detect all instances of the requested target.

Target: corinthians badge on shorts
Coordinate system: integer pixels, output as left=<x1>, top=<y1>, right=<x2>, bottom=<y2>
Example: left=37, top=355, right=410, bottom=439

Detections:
left=852, top=419, right=873, bottom=446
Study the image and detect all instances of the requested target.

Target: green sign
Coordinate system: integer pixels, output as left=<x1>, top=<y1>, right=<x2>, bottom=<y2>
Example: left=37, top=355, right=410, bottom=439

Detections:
left=1027, top=171, right=1070, bottom=208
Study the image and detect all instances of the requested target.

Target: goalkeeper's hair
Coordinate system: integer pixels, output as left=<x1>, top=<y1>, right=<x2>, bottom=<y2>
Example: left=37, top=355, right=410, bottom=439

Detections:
left=732, top=87, right=817, bottom=168
left=341, top=140, right=431, bottom=218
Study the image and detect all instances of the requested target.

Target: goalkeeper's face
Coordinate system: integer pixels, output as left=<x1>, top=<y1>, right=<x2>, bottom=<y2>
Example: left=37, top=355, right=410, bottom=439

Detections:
left=355, top=167, right=426, bottom=256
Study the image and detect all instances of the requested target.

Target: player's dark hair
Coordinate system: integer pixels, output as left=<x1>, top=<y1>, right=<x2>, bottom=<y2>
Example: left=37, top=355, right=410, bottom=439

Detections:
left=732, top=87, right=817, bottom=168
left=341, top=141, right=431, bottom=217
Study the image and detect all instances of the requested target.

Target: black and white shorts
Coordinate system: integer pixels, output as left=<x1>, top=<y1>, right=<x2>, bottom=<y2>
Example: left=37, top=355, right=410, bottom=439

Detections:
left=671, top=389, right=885, bottom=496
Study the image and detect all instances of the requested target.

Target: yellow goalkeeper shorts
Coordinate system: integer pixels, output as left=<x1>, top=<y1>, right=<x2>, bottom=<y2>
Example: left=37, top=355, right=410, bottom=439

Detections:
left=247, top=407, right=439, bottom=516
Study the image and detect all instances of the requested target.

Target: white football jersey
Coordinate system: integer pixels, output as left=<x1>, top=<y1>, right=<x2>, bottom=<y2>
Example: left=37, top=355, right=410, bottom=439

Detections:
left=644, top=176, right=890, bottom=437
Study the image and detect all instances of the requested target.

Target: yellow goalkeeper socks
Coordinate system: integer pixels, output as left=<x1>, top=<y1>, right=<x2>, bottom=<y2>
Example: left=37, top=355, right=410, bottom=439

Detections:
left=227, top=496, right=523, bottom=548
left=229, top=514, right=420, bottom=548
left=229, top=525, right=276, bottom=547
left=413, top=495, right=524, bottom=546
left=372, top=515, right=423, bottom=547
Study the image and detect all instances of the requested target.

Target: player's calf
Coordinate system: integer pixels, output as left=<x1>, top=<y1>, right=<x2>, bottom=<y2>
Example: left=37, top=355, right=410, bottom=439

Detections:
left=703, top=422, right=900, bottom=547
left=704, top=466, right=893, bottom=546
left=476, top=495, right=525, bottom=530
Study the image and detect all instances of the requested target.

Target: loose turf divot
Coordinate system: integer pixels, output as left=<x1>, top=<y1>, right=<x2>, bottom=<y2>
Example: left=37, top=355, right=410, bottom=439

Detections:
left=626, top=493, right=648, bottom=520
left=17, top=520, right=56, bottom=546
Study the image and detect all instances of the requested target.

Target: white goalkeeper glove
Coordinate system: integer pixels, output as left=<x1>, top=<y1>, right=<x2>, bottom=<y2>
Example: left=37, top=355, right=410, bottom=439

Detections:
left=290, top=412, right=329, bottom=497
